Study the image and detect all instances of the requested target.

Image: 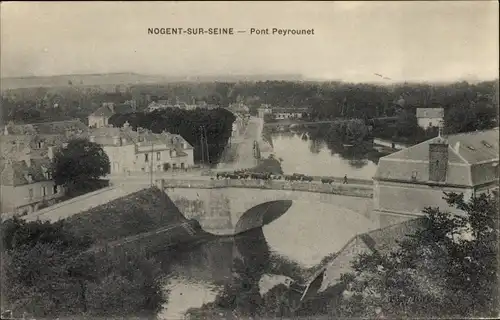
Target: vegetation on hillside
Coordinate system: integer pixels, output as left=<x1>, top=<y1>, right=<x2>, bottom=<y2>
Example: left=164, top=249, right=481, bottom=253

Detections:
left=333, top=192, right=499, bottom=318
left=108, top=108, right=235, bottom=164
left=0, top=218, right=165, bottom=318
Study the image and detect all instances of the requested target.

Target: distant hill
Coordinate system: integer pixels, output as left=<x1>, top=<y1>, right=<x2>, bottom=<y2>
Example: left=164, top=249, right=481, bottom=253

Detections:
left=183, top=74, right=305, bottom=82
left=0, top=73, right=170, bottom=91
left=1, top=73, right=306, bottom=90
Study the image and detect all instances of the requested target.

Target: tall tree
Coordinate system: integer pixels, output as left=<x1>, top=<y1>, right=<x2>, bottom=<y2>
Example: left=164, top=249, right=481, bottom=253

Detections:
left=52, top=138, right=110, bottom=194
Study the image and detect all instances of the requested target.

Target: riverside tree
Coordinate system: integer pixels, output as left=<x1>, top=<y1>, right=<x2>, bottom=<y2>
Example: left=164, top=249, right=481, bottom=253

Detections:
left=52, top=138, right=110, bottom=195
left=334, top=192, right=499, bottom=319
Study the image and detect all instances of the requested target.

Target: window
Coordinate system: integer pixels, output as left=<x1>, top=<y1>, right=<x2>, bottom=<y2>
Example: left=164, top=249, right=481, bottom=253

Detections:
left=482, top=140, right=493, bottom=148
left=37, top=142, right=43, bottom=149
left=28, top=188, right=33, bottom=200
left=466, top=145, right=476, bottom=151
left=53, top=185, right=58, bottom=194
left=145, top=154, right=149, bottom=162
left=157, top=152, right=161, bottom=161
left=42, top=187, right=47, bottom=197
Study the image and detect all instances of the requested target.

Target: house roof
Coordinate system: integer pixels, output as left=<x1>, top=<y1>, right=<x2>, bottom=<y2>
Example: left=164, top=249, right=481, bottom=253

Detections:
left=1, top=119, right=88, bottom=136
left=86, top=126, right=193, bottom=150
left=375, top=128, right=499, bottom=187
left=416, top=108, right=444, bottom=118
left=0, top=157, right=52, bottom=186
left=90, top=104, right=135, bottom=117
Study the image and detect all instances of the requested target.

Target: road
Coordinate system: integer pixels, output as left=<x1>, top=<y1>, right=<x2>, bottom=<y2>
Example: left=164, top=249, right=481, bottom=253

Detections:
left=216, top=116, right=263, bottom=172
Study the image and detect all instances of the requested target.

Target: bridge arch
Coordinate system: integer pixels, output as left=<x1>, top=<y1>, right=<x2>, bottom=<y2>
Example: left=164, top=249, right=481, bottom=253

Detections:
left=234, top=200, right=292, bottom=234
left=165, top=187, right=375, bottom=235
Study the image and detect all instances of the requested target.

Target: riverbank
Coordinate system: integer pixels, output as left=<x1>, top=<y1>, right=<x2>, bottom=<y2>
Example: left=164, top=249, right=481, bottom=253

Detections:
left=1, top=187, right=212, bottom=319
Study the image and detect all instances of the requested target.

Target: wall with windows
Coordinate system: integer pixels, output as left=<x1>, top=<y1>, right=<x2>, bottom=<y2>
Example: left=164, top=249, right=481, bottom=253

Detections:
left=1, top=180, right=64, bottom=215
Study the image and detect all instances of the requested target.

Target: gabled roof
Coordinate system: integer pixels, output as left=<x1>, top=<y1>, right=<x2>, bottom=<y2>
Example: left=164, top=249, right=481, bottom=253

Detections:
left=0, top=157, right=52, bottom=186
left=416, top=108, right=444, bottom=118
left=375, top=128, right=499, bottom=187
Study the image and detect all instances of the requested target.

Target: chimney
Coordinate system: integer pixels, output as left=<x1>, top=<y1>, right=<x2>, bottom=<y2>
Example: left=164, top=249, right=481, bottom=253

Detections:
left=48, top=146, right=55, bottom=160
left=429, top=137, right=449, bottom=182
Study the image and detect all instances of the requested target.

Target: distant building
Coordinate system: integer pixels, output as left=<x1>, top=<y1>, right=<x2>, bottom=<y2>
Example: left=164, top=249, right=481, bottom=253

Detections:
left=374, top=128, right=499, bottom=227
left=88, top=102, right=136, bottom=128
left=257, top=104, right=273, bottom=118
left=257, top=104, right=309, bottom=119
left=416, top=107, right=444, bottom=129
left=86, top=122, right=194, bottom=174
left=145, top=100, right=219, bottom=113
left=272, top=107, right=309, bottom=120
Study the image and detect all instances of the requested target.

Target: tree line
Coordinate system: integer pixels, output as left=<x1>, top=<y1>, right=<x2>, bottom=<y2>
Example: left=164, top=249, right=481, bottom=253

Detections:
left=2, top=80, right=497, bottom=139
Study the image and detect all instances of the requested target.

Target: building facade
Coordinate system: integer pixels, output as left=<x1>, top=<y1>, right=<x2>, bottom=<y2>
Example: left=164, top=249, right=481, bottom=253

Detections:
left=1, top=156, right=64, bottom=216
left=373, top=128, right=499, bottom=227
left=416, top=107, right=444, bottom=129
left=0, top=120, right=88, bottom=215
left=87, top=122, right=194, bottom=174
left=88, top=102, right=136, bottom=128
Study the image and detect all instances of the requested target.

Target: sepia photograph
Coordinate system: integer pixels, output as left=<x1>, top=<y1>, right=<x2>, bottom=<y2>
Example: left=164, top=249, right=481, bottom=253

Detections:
left=0, top=1, right=499, bottom=319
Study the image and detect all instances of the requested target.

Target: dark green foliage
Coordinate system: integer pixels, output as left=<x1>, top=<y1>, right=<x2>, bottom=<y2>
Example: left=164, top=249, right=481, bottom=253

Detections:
left=108, top=108, right=235, bottom=164
left=1, top=217, right=166, bottom=318
left=335, top=192, right=499, bottom=318
left=51, top=138, right=110, bottom=193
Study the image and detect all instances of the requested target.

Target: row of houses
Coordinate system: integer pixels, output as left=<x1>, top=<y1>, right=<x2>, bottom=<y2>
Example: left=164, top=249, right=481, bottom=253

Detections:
left=144, top=100, right=219, bottom=113
left=0, top=119, right=194, bottom=216
left=257, top=104, right=309, bottom=119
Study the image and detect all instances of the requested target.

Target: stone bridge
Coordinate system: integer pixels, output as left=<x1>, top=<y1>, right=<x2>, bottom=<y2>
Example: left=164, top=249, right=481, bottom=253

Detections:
left=157, top=178, right=375, bottom=235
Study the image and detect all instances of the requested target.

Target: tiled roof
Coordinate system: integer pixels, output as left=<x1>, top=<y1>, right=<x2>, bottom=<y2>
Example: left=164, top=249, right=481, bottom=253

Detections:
left=416, top=108, right=444, bottom=118
left=1, top=119, right=88, bottom=135
left=0, top=157, right=52, bottom=186
left=86, top=127, right=193, bottom=150
left=375, top=128, right=499, bottom=187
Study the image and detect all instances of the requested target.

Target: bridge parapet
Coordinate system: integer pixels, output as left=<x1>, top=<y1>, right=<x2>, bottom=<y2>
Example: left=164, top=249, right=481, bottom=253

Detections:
left=156, top=178, right=373, bottom=198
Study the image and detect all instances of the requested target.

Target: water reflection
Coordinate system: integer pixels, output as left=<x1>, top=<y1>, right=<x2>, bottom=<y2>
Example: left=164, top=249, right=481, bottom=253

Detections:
left=271, top=132, right=379, bottom=178
left=156, top=228, right=305, bottom=319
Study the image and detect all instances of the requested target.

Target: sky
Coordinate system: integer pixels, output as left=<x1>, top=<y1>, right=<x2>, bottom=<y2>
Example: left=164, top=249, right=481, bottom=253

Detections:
left=1, top=1, right=498, bottom=82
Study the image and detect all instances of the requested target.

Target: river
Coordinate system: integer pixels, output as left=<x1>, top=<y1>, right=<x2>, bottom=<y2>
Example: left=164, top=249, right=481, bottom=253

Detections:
left=156, top=199, right=378, bottom=319
left=270, top=132, right=378, bottom=179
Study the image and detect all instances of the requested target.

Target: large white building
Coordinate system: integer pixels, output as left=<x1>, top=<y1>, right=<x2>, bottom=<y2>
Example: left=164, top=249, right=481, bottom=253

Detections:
left=416, top=107, right=444, bottom=129
left=87, top=122, right=194, bottom=174
left=374, top=128, right=499, bottom=227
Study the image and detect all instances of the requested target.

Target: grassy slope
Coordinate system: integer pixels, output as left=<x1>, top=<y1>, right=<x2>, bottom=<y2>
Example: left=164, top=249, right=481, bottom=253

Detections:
left=63, top=187, right=188, bottom=245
